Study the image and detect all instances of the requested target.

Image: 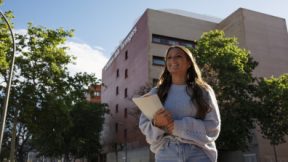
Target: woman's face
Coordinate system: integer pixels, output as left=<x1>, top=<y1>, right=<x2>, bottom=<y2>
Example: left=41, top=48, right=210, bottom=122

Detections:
left=166, top=48, right=191, bottom=76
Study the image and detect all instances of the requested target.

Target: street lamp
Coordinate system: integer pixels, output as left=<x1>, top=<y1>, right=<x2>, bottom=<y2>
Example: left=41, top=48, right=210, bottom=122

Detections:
left=123, top=128, right=127, bottom=162
left=0, top=10, right=16, bottom=154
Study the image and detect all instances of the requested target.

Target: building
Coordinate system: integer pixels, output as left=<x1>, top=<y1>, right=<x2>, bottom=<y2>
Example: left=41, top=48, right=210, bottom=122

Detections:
left=101, top=8, right=288, bottom=162
left=216, top=8, right=288, bottom=77
left=86, top=84, right=102, bottom=103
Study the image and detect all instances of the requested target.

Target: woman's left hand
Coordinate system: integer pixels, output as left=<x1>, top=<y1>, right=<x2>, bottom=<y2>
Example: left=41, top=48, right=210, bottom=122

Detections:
left=153, top=109, right=173, bottom=128
left=166, top=121, right=174, bottom=134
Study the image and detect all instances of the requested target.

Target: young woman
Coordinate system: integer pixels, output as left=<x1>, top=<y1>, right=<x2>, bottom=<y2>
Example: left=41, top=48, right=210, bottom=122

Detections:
left=139, top=45, right=221, bottom=162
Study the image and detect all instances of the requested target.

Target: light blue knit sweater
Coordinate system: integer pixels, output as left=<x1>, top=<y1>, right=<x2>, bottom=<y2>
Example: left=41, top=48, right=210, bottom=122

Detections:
left=139, top=84, right=221, bottom=162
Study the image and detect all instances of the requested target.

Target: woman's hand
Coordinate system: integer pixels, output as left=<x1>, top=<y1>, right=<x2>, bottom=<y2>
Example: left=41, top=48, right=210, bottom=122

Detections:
left=153, top=109, right=173, bottom=129
left=166, top=121, right=174, bottom=134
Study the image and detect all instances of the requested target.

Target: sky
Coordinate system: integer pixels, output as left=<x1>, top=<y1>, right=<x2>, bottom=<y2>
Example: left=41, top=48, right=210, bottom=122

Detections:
left=1, top=0, right=288, bottom=79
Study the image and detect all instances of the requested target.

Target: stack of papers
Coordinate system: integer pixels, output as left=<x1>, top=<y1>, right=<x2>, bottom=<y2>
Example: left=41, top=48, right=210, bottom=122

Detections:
left=132, top=94, right=164, bottom=120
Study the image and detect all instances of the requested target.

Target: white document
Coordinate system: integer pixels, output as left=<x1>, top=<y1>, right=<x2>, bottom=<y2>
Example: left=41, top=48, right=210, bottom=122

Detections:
left=132, top=94, right=164, bottom=120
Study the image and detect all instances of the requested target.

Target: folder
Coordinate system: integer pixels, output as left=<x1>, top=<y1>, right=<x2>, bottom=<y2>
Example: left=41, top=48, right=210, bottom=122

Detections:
left=132, top=94, right=164, bottom=120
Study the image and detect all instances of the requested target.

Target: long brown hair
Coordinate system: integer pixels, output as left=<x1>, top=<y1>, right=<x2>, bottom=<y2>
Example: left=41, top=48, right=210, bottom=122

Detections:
left=157, top=45, right=211, bottom=119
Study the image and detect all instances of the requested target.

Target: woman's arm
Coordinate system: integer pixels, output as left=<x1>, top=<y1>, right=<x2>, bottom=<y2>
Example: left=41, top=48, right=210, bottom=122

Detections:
left=139, top=113, right=166, bottom=144
left=138, top=87, right=167, bottom=144
left=172, top=86, right=221, bottom=145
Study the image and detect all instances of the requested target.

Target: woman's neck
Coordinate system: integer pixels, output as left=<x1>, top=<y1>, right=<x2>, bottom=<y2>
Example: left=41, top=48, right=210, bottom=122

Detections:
left=171, top=75, right=186, bottom=85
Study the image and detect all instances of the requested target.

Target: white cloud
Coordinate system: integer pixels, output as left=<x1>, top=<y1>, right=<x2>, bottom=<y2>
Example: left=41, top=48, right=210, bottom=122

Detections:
left=13, top=29, right=27, bottom=35
left=65, top=41, right=108, bottom=79
left=12, top=29, right=108, bottom=79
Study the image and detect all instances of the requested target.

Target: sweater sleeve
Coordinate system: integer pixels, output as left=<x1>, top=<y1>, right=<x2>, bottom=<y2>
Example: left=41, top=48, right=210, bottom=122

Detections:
left=138, top=87, right=165, bottom=144
left=139, top=113, right=165, bottom=144
left=172, top=86, right=221, bottom=146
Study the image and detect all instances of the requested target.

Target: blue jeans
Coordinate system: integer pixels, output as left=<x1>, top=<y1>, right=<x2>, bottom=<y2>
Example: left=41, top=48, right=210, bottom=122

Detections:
left=155, top=140, right=210, bottom=162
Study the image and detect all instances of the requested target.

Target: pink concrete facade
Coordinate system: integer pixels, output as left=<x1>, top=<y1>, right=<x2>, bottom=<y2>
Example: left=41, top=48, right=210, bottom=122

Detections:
left=101, top=11, right=150, bottom=152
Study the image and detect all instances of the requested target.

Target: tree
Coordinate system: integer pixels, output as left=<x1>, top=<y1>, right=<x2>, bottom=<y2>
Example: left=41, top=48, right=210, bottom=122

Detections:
left=4, top=23, right=76, bottom=161
left=256, top=74, right=288, bottom=145
left=0, top=17, right=108, bottom=161
left=191, top=30, right=258, bottom=151
left=0, top=10, right=13, bottom=72
left=28, top=73, right=108, bottom=161
left=69, top=102, right=108, bottom=160
left=255, top=74, right=288, bottom=161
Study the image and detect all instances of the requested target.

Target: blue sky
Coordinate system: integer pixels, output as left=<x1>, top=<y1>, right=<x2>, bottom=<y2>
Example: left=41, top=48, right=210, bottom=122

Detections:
left=1, top=0, right=288, bottom=78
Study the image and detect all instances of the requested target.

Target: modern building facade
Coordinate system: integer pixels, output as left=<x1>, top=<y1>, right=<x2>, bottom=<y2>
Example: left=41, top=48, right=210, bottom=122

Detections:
left=101, top=8, right=288, bottom=162
left=216, top=8, right=288, bottom=78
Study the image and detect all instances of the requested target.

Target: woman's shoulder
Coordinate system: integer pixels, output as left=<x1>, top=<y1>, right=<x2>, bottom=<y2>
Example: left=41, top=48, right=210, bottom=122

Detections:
left=138, top=87, right=158, bottom=97
left=149, top=87, right=158, bottom=95
left=202, top=83, right=216, bottom=100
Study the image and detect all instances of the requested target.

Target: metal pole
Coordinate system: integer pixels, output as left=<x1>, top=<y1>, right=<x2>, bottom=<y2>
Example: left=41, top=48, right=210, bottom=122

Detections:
left=124, top=129, right=127, bottom=162
left=273, top=145, right=278, bottom=162
left=0, top=10, right=16, bottom=154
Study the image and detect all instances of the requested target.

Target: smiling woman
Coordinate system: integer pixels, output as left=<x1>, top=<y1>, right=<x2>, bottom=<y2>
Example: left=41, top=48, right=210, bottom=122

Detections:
left=139, top=45, right=221, bottom=162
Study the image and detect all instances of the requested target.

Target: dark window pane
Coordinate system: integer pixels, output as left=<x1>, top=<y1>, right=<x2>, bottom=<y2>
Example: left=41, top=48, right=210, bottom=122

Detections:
left=152, top=34, right=195, bottom=48
left=152, top=56, right=165, bottom=66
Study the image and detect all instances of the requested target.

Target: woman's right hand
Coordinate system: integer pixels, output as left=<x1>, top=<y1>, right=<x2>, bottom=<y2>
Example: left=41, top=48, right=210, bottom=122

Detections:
left=153, top=109, right=173, bottom=128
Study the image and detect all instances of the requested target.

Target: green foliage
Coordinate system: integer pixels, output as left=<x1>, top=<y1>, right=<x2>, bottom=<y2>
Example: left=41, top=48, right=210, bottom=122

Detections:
left=69, top=102, right=108, bottom=159
left=256, top=74, right=288, bottom=145
left=0, top=10, right=14, bottom=72
left=192, top=30, right=258, bottom=151
left=30, top=96, right=108, bottom=159
left=0, top=20, right=107, bottom=161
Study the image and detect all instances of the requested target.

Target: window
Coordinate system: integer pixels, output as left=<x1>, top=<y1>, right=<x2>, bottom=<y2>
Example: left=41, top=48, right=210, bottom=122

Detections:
left=152, top=34, right=195, bottom=48
left=125, top=50, right=128, bottom=60
left=93, top=91, right=100, bottom=97
left=168, top=40, right=178, bottom=45
left=243, top=154, right=257, bottom=162
left=125, top=69, right=128, bottom=79
left=181, top=42, right=194, bottom=48
left=116, top=69, right=119, bottom=78
left=124, top=129, right=127, bottom=140
left=152, top=56, right=165, bottom=66
left=115, top=123, right=118, bottom=133
left=116, top=86, right=119, bottom=96
left=124, top=88, right=128, bottom=98
left=124, top=108, right=127, bottom=118
left=115, top=104, right=118, bottom=113
left=152, top=37, right=161, bottom=43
